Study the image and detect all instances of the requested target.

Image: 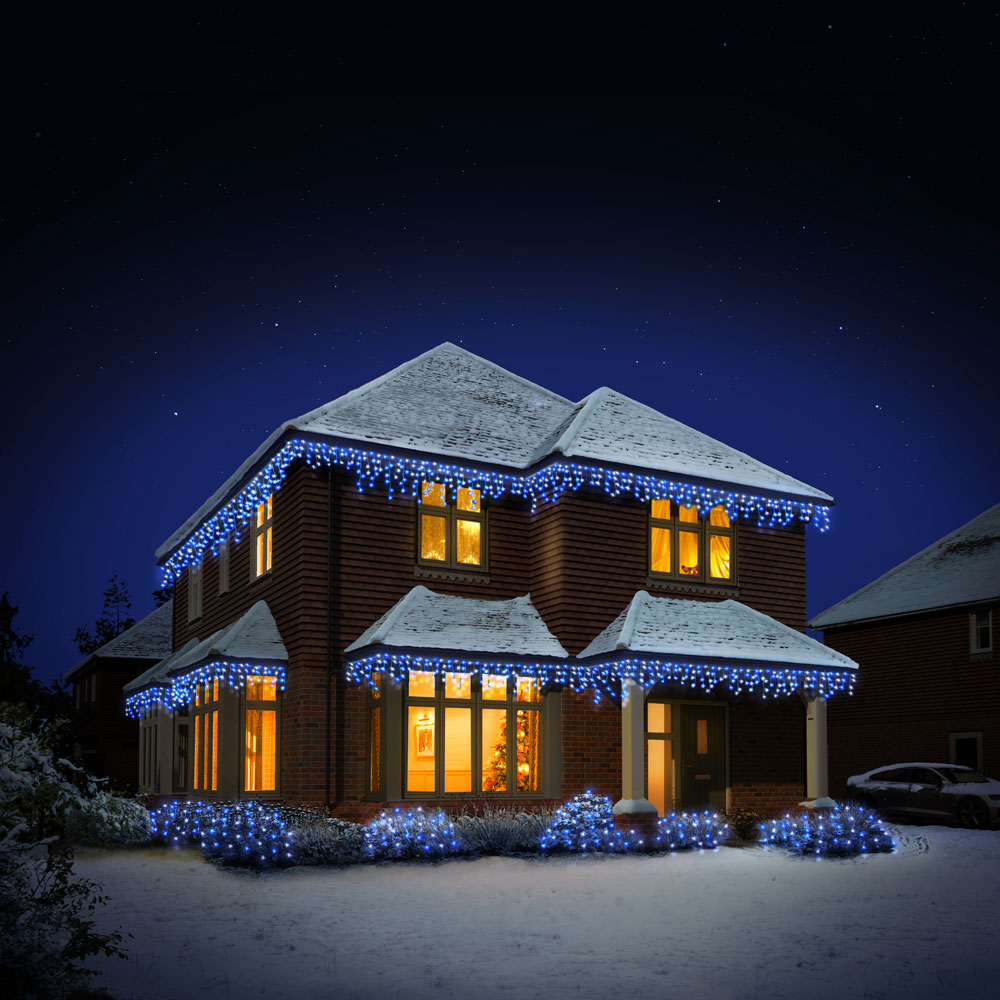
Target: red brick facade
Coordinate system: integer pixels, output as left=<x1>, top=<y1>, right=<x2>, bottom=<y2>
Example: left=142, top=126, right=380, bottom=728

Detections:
left=821, top=603, right=1000, bottom=794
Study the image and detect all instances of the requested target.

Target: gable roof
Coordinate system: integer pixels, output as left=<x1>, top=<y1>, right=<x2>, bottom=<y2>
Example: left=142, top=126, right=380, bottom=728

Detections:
left=65, top=600, right=174, bottom=683
left=158, top=343, right=831, bottom=561
left=345, top=585, right=570, bottom=659
left=579, top=591, right=857, bottom=671
left=810, top=503, right=1000, bottom=628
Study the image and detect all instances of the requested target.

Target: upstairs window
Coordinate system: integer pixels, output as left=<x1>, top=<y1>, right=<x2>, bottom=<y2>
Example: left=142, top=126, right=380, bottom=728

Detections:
left=254, top=494, right=273, bottom=578
left=649, top=501, right=735, bottom=583
left=417, top=482, right=486, bottom=570
left=971, top=609, right=992, bottom=654
left=187, top=557, right=203, bottom=622
left=218, top=536, right=230, bottom=595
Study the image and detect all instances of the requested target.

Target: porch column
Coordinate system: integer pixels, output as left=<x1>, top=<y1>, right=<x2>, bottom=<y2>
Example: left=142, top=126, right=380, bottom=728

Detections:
left=800, top=690, right=834, bottom=807
left=612, top=680, right=656, bottom=816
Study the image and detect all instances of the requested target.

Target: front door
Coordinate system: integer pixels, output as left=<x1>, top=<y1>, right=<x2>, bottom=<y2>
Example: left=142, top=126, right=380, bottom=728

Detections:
left=679, top=705, right=726, bottom=812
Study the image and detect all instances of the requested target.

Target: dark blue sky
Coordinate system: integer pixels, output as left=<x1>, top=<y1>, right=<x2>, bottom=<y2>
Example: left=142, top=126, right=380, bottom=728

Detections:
left=4, top=13, right=998, bottom=684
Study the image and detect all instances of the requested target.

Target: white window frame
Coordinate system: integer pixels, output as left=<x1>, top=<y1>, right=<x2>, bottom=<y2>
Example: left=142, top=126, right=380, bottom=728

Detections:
left=970, top=609, right=993, bottom=654
left=253, top=495, right=274, bottom=579
left=187, top=557, right=203, bottom=623
left=218, top=536, right=230, bottom=595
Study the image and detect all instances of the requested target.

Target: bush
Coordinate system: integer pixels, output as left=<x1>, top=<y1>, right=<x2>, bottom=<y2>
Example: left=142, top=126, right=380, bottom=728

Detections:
left=727, top=808, right=761, bottom=843
left=454, top=805, right=551, bottom=855
left=149, top=799, right=221, bottom=846
left=656, top=811, right=729, bottom=850
left=66, top=791, right=151, bottom=846
left=540, top=791, right=631, bottom=853
left=198, top=801, right=296, bottom=868
left=759, top=802, right=895, bottom=857
left=289, top=818, right=365, bottom=866
left=363, top=807, right=463, bottom=861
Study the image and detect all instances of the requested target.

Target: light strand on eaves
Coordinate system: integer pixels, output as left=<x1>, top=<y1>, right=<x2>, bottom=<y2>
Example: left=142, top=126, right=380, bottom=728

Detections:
left=345, top=651, right=855, bottom=703
left=125, top=661, right=287, bottom=718
left=161, top=438, right=832, bottom=584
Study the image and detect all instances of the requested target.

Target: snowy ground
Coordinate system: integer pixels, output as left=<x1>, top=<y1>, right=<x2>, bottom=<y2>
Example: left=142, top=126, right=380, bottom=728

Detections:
left=76, top=825, right=999, bottom=1000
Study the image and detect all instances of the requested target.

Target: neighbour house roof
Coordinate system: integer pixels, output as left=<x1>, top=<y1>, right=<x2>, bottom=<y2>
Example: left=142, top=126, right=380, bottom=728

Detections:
left=345, top=585, right=570, bottom=660
left=158, top=342, right=832, bottom=562
left=123, top=637, right=200, bottom=694
left=65, top=600, right=175, bottom=682
left=578, top=591, right=858, bottom=672
left=810, top=502, right=1000, bottom=628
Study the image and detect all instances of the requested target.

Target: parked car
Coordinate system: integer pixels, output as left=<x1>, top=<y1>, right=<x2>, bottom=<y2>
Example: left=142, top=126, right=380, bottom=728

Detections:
left=846, top=762, right=1000, bottom=829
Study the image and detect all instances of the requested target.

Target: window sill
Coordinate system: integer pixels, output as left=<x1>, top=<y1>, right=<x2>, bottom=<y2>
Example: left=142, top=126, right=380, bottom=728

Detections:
left=646, top=576, right=739, bottom=598
left=970, top=651, right=994, bottom=662
left=250, top=572, right=274, bottom=593
left=415, top=565, right=491, bottom=584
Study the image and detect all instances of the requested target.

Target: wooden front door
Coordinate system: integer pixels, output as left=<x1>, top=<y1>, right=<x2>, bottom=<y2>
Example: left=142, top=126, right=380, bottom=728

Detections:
left=679, top=705, right=726, bottom=812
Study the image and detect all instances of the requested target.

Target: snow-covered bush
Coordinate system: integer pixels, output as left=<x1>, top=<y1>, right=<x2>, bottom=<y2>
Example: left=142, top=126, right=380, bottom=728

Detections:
left=149, top=799, right=222, bottom=845
left=656, top=811, right=729, bottom=850
left=292, top=817, right=365, bottom=866
left=364, top=807, right=463, bottom=860
left=540, top=791, right=630, bottom=853
left=759, top=803, right=895, bottom=857
left=454, top=805, right=552, bottom=855
left=727, top=808, right=761, bottom=843
left=66, top=790, right=152, bottom=845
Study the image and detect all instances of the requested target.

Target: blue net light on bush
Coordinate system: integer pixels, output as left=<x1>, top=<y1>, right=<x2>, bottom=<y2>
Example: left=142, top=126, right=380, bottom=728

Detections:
left=363, top=807, right=463, bottom=861
left=540, top=791, right=630, bottom=853
left=656, top=811, right=729, bottom=850
left=759, top=803, right=895, bottom=857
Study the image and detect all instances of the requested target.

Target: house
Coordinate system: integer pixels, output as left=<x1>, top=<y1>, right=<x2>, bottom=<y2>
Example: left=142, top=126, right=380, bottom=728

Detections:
left=810, top=503, right=999, bottom=791
left=64, top=600, right=173, bottom=791
left=125, top=343, right=856, bottom=821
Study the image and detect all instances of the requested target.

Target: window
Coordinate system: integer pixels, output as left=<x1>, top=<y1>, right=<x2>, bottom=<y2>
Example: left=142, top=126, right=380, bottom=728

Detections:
left=649, top=501, right=735, bottom=583
left=396, top=672, right=542, bottom=796
left=254, top=494, right=273, bottom=578
left=187, top=557, right=203, bottom=622
left=244, top=677, right=278, bottom=793
left=417, top=482, right=486, bottom=570
left=971, top=609, right=992, bottom=654
left=192, top=679, right=220, bottom=793
left=140, top=706, right=159, bottom=792
left=950, top=732, right=983, bottom=771
left=218, top=536, right=230, bottom=595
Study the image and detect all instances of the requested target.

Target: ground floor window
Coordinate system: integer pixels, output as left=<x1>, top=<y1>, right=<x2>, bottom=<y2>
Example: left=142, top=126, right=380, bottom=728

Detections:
left=192, top=680, right=220, bottom=793
left=244, top=677, right=278, bottom=792
left=140, top=706, right=159, bottom=792
left=949, top=731, right=983, bottom=772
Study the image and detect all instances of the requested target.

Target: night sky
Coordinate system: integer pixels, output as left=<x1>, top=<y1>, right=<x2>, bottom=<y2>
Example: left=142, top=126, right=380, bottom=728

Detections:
left=5, top=13, right=998, bottom=686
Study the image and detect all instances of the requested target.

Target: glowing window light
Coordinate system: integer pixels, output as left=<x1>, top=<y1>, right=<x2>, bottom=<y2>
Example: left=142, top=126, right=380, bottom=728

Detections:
left=159, top=438, right=832, bottom=585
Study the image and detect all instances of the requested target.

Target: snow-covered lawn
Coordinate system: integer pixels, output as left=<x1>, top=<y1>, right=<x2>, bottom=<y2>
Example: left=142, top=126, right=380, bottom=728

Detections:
left=76, top=825, right=999, bottom=1000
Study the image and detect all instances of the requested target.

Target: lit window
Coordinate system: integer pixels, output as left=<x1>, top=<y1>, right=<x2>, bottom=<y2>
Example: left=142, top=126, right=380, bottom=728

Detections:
left=244, top=676, right=278, bottom=793
left=386, top=672, right=542, bottom=797
left=192, top=680, right=220, bottom=793
left=417, top=482, right=486, bottom=570
left=254, top=494, right=274, bottom=578
left=971, top=610, right=993, bottom=654
left=649, top=501, right=735, bottom=583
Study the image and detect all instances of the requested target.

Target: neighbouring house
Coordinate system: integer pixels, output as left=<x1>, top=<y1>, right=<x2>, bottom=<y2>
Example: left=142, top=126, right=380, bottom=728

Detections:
left=125, top=343, right=856, bottom=821
left=64, top=600, right=174, bottom=792
left=811, top=503, right=1000, bottom=792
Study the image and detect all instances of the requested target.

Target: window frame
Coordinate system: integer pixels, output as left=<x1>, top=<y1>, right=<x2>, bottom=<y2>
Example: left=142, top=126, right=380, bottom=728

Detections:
left=252, top=494, right=274, bottom=580
left=648, top=500, right=736, bottom=585
left=241, top=677, right=280, bottom=797
left=390, top=672, right=543, bottom=799
left=191, top=679, right=220, bottom=795
left=187, top=556, right=203, bottom=622
left=218, top=535, right=230, bottom=595
left=416, top=482, right=488, bottom=573
left=970, top=609, right=993, bottom=654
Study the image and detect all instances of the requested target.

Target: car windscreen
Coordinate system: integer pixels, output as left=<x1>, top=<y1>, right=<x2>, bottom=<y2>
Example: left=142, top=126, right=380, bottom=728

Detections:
left=937, top=768, right=988, bottom=783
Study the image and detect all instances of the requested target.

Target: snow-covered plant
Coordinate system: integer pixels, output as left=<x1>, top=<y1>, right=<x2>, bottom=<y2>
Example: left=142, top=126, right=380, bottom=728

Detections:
left=363, top=807, right=463, bottom=860
left=292, top=817, right=365, bottom=866
left=149, top=799, right=223, bottom=845
left=540, top=791, right=630, bottom=853
left=65, top=790, right=152, bottom=845
left=0, top=847, right=128, bottom=999
left=454, top=805, right=552, bottom=855
left=198, top=801, right=295, bottom=868
left=656, top=811, right=729, bottom=850
left=759, top=803, right=895, bottom=857
left=727, top=808, right=761, bottom=842
left=0, top=718, right=89, bottom=845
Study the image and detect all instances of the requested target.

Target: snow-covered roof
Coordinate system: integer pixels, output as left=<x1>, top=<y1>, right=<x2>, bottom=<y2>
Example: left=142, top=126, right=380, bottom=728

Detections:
left=123, top=637, right=200, bottom=694
left=66, top=600, right=175, bottom=682
left=158, top=343, right=831, bottom=560
left=345, top=585, right=570, bottom=659
left=579, top=591, right=857, bottom=671
left=811, top=503, right=1000, bottom=628
left=167, top=600, right=288, bottom=676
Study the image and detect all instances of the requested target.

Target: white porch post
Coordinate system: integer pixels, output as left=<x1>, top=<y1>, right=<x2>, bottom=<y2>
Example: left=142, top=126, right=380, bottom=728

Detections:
left=801, top=690, right=833, bottom=807
left=613, top=680, right=656, bottom=815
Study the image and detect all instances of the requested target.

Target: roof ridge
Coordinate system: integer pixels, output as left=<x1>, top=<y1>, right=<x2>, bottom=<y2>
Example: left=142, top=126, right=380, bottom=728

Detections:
left=550, top=387, right=612, bottom=456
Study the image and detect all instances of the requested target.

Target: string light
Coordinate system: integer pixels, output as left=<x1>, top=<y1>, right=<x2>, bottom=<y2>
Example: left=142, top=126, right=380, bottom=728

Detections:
left=125, top=661, right=286, bottom=718
left=161, top=437, right=832, bottom=584
left=758, top=804, right=895, bottom=857
left=346, top=651, right=855, bottom=703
